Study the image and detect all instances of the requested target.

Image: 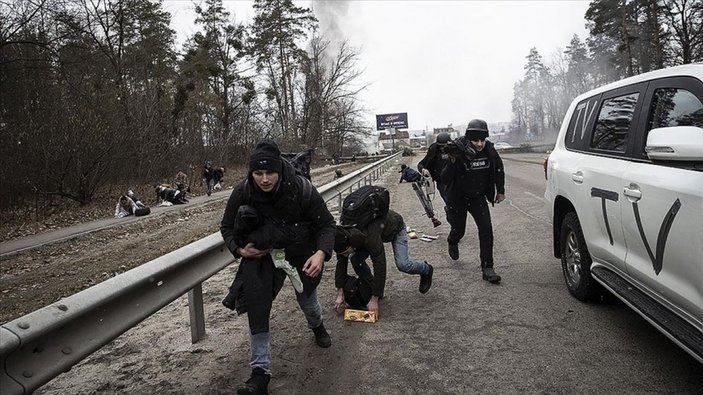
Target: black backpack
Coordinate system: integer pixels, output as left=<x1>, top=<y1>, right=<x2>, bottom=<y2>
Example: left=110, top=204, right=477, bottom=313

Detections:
left=343, top=275, right=373, bottom=310
left=340, top=185, right=390, bottom=229
left=281, top=149, right=313, bottom=180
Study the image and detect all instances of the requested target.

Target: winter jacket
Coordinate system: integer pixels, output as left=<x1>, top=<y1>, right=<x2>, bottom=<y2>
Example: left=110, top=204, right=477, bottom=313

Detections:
left=399, top=167, right=422, bottom=183
left=114, top=195, right=148, bottom=218
left=203, top=166, right=214, bottom=181
left=158, top=187, right=185, bottom=204
left=417, top=142, right=449, bottom=183
left=220, top=159, right=335, bottom=334
left=334, top=209, right=405, bottom=298
left=440, top=137, right=505, bottom=206
left=115, top=196, right=138, bottom=218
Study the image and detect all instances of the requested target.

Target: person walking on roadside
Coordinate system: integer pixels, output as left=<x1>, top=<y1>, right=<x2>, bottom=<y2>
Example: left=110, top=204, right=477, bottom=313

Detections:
left=441, top=119, right=505, bottom=284
left=213, top=166, right=225, bottom=191
left=417, top=132, right=451, bottom=204
left=203, top=160, right=215, bottom=196
left=220, top=139, right=335, bottom=395
left=332, top=209, right=434, bottom=319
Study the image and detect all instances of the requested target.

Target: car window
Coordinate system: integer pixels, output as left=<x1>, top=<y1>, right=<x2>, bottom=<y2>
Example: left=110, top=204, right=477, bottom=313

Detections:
left=648, top=88, right=703, bottom=129
left=590, top=93, right=639, bottom=152
left=565, top=96, right=599, bottom=150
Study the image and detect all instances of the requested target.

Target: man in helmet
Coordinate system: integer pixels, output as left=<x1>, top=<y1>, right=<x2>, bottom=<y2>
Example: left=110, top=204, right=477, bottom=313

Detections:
left=440, top=119, right=505, bottom=284
left=417, top=132, right=452, bottom=204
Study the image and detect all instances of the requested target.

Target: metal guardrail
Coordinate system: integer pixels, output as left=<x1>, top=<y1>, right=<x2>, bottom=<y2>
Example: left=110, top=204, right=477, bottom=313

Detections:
left=0, top=152, right=402, bottom=395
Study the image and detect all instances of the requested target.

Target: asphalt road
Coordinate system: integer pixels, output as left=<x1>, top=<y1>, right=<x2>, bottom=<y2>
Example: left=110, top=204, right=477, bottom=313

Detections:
left=32, top=153, right=703, bottom=393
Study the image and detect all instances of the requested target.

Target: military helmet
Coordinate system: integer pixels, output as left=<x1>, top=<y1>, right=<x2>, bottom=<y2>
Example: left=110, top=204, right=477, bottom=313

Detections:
left=466, top=119, right=488, bottom=133
left=436, top=132, right=451, bottom=145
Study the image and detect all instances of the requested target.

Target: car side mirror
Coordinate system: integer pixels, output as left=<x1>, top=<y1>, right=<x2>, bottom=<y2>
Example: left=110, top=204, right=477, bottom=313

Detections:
left=645, top=126, right=703, bottom=161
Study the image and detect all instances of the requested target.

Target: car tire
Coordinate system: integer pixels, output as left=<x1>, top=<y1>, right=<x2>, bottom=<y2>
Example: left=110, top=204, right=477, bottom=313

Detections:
left=560, top=212, right=602, bottom=301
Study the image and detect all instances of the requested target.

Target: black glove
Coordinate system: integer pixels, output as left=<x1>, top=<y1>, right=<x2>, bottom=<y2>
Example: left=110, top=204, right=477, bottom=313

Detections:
left=444, top=140, right=476, bottom=161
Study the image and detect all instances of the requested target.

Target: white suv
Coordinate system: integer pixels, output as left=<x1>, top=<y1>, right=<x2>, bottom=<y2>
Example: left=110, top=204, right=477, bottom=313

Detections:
left=544, top=64, right=703, bottom=363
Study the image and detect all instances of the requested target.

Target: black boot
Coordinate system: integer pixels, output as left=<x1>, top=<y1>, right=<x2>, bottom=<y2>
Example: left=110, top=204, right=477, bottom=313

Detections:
left=312, top=323, right=331, bottom=348
left=482, top=267, right=501, bottom=284
left=419, top=263, right=433, bottom=294
left=448, top=243, right=459, bottom=260
left=237, top=368, right=270, bottom=395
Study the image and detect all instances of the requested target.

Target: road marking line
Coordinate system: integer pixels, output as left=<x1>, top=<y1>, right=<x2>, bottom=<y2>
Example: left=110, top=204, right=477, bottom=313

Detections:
left=506, top=199, right=550, bottom=225
left=524, top=191, right=545, bottom=201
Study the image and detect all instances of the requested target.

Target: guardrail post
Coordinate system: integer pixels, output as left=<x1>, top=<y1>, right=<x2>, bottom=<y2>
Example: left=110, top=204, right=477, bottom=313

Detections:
left=188, top=284, right=206, bottom=343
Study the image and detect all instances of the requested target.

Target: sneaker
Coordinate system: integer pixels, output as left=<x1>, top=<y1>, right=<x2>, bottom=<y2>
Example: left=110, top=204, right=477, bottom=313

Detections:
left=448, top=243, right=459, bottom=260
left=237, top=368, right=270, bottom=395
left=419, top=263, right=433, bottom=294
left=312, top=323, right=331, bottom=348
left=482, top=267, right=501, bottom=284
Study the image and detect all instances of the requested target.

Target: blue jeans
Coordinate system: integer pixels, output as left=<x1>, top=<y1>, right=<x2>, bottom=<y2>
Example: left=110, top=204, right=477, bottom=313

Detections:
left=249, top=288, right=323, bottom=373
left=350, top=227, right=430, bottom=279
left=207, top=178, right=215, bottom=195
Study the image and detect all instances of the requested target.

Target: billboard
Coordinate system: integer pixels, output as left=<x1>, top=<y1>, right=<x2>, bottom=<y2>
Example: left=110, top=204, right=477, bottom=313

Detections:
left=376, top=112, right=408, bottom=130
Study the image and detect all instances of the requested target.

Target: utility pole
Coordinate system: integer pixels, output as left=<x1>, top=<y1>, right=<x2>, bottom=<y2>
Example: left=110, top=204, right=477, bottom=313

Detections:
left=388, top=128, right=396, bottom=152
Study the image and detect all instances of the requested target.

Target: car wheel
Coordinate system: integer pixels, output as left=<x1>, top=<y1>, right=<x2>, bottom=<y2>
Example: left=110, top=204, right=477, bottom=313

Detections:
left=560, top=212, right=601, bottom=301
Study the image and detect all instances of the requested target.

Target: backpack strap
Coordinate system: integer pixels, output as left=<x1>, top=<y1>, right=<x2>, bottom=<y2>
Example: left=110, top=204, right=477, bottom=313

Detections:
left=296, top=176, right=314, bottom=211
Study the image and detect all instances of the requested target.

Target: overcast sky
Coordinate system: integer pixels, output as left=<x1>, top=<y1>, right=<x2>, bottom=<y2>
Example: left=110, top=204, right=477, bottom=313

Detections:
left=164, top=0, right=590, bottom=132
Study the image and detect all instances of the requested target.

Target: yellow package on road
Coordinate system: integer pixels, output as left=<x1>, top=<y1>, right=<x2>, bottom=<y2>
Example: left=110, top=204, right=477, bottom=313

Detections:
left=343, top=309, right=377, bottom=323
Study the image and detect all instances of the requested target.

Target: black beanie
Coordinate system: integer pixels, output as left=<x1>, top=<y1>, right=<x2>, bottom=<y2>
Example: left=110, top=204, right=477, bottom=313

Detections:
left=249, top=139, right=282, bottom=173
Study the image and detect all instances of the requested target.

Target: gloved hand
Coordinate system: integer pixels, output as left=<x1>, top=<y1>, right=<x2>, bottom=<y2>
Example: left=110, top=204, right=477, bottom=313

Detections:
left=421, top=168, right=430, bottom=177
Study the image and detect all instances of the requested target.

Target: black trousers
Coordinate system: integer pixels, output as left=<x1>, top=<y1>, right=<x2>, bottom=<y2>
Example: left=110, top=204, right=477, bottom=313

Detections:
left=446, top=196, right=494, bottom=267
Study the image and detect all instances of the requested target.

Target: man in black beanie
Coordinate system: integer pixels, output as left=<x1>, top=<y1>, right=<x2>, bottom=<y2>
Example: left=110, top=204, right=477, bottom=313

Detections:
left=220, top=138, right=336, bottom=394
left=440, top=119, right=505, bottom=284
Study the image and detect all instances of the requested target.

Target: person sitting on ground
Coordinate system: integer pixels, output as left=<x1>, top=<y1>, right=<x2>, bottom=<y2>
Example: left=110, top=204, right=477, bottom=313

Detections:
left=333, top=209, right=434, bottom=319
left=175, top=171, right=189, bottom=189
left=334, top=169, right=344, bottom=179
left=398, top=164, right=422, bottom=183
left=174, top=171, right=191, bottom=196
left=114, top=190, right=149, bottom=218
left=155, top=184, right=187, bottom=205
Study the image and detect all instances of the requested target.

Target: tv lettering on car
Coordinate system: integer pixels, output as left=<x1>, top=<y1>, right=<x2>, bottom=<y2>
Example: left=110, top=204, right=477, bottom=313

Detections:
left=543, top=63, right=703, bottom=364
left=376, top=112, right=408, bottom=130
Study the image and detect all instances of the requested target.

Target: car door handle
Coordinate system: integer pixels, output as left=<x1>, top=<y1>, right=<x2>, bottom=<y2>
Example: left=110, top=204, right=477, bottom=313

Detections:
left=571, top=171, right=583, bottom=184
left=623, top=185, right=642, bottom=200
